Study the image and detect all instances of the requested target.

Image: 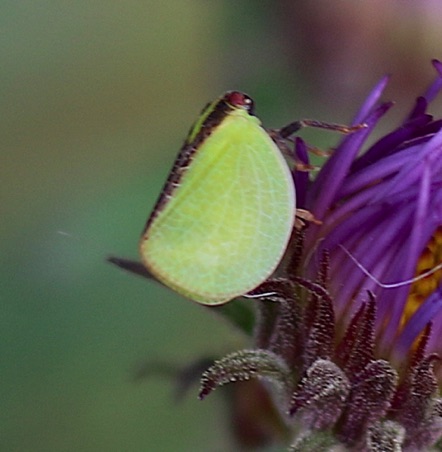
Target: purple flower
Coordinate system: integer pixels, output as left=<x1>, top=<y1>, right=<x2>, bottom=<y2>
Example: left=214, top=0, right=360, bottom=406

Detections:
left=200, top=60, right=442, bottom=450
left=302, top=59, right=442, bottom=363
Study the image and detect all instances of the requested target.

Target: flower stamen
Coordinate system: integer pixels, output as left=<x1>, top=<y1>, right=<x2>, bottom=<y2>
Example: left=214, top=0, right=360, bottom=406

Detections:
left=402, top=226, right=442, bottom=327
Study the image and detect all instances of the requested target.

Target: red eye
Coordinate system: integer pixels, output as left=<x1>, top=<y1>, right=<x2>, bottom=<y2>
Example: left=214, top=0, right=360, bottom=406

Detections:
left=226, top=91, right=252, bottom=107
left=225, top=91, right=254, bottom=113
left=226, top=91, right=246, bottom=106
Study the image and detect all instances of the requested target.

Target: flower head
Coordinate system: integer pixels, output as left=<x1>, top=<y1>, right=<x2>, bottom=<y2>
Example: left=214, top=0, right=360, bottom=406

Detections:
left=200, top=60, right=442, bottom=450
left=302, top=60, right=442, bottom=363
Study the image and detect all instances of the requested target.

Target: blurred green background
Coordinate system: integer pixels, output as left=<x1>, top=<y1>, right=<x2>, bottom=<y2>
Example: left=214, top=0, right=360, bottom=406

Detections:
left=2, top=2, right=442, bottom=451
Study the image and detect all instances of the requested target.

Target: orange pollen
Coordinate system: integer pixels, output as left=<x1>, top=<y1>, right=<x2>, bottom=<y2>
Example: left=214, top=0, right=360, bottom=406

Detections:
left=401, top=226, right=442, bottom=328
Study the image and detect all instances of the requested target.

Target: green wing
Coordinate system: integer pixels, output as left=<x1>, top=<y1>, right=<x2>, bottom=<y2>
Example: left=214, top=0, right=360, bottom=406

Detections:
left=140, top=107, right=296, bottom=305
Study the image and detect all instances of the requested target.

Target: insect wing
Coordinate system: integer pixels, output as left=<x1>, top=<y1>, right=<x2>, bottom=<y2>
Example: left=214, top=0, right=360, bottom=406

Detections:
left=140, top=108, right=295, bottom=304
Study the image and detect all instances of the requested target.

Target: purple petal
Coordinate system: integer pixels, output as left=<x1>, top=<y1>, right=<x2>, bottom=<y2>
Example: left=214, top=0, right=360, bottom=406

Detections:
left=423, top=59, right=442, bottom=103
left=307, top=103, right=393, bottom=227
left=395, top=284, right=442, bottom=358
left=426, top=286, right=442, bottom=353
left=339, top=145, right=425, bottom=200
left=381, top=163, right=433, bottom=349
left=407, top=97, right=429, bottom=121
left=353, top=75, right=390, bottom=125
left=351, top=115, right=432, bottom=172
